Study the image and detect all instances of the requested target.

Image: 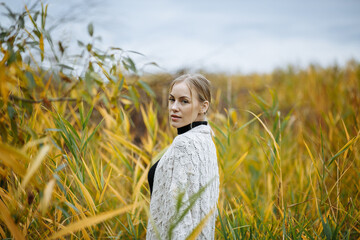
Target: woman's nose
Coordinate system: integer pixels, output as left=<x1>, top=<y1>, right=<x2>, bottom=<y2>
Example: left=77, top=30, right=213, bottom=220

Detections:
left=171, top=101, right=179, bottom=111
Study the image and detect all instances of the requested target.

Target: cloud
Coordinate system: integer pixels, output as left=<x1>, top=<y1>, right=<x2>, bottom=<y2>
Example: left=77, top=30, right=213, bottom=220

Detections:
left=5, top=0, right=360, bottom=73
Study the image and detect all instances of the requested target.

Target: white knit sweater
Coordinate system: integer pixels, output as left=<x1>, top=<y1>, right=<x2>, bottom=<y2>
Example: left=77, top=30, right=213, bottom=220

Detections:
left=146, top=124, right=220, bottom=240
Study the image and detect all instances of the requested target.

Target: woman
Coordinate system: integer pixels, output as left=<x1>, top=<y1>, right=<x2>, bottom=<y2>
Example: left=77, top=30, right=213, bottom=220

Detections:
left=147, top=74, right=220, bottom=240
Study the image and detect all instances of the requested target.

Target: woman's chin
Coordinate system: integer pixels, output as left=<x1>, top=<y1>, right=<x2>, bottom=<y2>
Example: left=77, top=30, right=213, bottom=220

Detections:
left=170, top=122, right=180, bottom=128
left=171, top=121, right=186, bottom=128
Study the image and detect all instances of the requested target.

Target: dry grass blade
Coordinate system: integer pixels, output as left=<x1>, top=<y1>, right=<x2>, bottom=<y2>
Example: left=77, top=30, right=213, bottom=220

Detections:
left=133, top=162, right=150, bottom=199
left=104, top=129, right=150, bottom=163
left=0, top=199, right=25, bottom=240
left=230, top=151, right=248, bottom=174
left=39, top=178, right=56, bottom=215
left=49, top=202, right=142, bottom=239
left=0, top=226, right=6, bottom=239
left=303, top=140, right=321, bottom=180
left=235, top=183, right=251, bottom=206
left=328, top=135, right=359, bottom=166
left=72, top=169, right=97, bottom=214
left=21, top=137, right=49, bottom=151
left=21, top=145, right=51, bottom=188
left=186, top=208, right=215, bottom=240
left=98, top=168, right=112, bottom=203
left=108, top=184, right=127, bottom=205
left=81, top=156, right=99, bottom=191
left=0, top=143, right=30, bottom=176
left=245, top=110, right=280, bottom=157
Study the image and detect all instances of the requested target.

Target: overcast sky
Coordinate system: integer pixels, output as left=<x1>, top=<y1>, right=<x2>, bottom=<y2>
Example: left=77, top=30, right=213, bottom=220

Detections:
left=4, top=0, right=360, bottom=73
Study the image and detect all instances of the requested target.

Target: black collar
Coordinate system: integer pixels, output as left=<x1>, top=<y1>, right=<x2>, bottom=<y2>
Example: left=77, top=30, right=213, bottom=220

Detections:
left=177, top=121, right=208, bottom=135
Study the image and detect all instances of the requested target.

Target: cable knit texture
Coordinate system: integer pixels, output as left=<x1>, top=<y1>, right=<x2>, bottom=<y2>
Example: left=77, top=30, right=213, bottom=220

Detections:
left=147, top=124, right=219, bottom=240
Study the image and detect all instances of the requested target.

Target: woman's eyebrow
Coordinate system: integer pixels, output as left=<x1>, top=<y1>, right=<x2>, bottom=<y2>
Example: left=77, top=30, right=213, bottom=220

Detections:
left=169, top=94, right=190, bottom=99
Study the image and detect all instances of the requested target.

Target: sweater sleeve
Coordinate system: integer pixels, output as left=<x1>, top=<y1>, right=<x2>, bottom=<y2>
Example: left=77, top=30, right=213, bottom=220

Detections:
left=166, top=137, right=199, bottom=239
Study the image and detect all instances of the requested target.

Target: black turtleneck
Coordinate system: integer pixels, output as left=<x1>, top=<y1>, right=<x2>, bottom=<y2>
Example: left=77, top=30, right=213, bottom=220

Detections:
left=147, top=121, right=208, bottom=196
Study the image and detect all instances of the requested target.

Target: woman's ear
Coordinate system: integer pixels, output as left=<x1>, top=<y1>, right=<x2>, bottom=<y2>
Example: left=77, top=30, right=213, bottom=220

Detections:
left=202, top=101, right=209, bottom=114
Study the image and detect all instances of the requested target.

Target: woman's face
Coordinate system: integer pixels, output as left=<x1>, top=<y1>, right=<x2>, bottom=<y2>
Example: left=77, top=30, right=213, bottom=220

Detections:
left=168, top=81, right=204, bottom=128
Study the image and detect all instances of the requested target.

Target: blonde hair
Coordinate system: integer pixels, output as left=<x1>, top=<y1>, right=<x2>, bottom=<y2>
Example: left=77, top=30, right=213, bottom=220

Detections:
left=169, top=73, right=212, bottom=113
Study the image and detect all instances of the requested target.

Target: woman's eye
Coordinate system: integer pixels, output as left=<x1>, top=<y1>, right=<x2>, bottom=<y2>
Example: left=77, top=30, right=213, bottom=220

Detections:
left=168, top=98, right=174, bottom=102
left=182, top=100, right=189, bottom=104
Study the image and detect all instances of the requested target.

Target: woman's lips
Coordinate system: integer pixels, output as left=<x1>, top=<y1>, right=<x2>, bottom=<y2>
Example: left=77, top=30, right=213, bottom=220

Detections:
left=171, top=115, right=181, bottom=121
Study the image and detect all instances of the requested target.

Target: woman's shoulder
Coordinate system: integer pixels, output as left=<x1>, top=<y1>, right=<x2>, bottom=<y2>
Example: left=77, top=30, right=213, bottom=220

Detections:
left=172, top=125, right=212, bottom=148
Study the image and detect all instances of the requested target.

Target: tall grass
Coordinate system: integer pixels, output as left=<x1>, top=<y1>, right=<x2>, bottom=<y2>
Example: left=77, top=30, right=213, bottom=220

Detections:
left=0, top=3, right=359, bottom=239
left=199, top=64, right=360, bottom=239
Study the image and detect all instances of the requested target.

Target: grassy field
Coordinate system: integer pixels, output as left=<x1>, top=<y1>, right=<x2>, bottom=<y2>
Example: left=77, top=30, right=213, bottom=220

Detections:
left=0, top=3, right=359, bottom=239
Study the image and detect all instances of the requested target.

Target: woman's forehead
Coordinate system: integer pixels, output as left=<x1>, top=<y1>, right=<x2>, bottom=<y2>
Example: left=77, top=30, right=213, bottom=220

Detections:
left=170, top=81, right=193, bottom=98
